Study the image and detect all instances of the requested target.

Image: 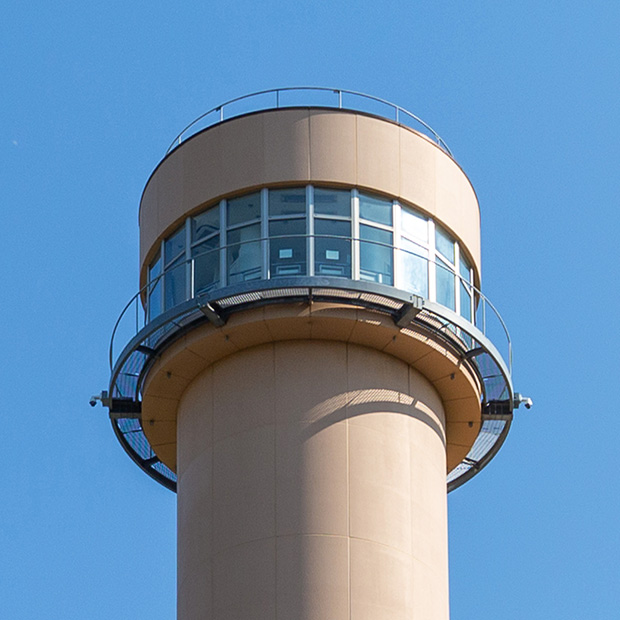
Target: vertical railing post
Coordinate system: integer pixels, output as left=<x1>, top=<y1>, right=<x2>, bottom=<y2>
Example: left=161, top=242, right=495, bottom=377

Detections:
left=338, top=90, right=342, bottom=108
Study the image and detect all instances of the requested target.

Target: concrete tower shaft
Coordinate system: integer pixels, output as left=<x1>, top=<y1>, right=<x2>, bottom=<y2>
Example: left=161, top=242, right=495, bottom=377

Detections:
left=104, top=91, right=518, bottom=620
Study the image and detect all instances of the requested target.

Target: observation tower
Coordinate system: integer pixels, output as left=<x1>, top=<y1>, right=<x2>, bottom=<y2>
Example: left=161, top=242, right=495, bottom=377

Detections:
left=97, top=88, right=530, bottom=619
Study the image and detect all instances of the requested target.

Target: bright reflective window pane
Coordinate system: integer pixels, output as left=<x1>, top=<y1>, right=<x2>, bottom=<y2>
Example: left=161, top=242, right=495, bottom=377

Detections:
left=401, top=205, right=427, bottom=242
left=460, top=282, right=472, bottom=321
left=227, top=192, right=261, bottom=227
left=436, top=260, right=455, bottom=310
left=269, top=219, right=306, bottom=276
left=164, top=258, right=186, bottom=310
left=315, top=219, right=351, bottom=277
left=192, top=207, right=219, bottom=242
left=401, top=239, right=428, bottom=296
left=269, top=188, right=306, bottom=217
left=227, top=223, right=261, bottom=283
left=359, top=193, right=393, bottom=226
left=459, top=254, right=471, bottom=282
left=192, top=235, right=220, bottom=294
left=314, top=188, right=351, bottom=217
left=164, top=226, right=185, bottom=265
left=360, top=225, right=393, bottom=285
left=148, top=253, right=162, bottom=320
left=435, top=226, right=455, bottom=264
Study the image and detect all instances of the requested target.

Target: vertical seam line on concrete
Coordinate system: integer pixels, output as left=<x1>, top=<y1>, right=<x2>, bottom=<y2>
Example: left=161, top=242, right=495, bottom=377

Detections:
left=306, top=111, right=312, bottom=179
left=210, top=365, right=214, bottom=620
left=273, top=342, right=278, bottom=620
left=346, top=342, right=351, bottom=620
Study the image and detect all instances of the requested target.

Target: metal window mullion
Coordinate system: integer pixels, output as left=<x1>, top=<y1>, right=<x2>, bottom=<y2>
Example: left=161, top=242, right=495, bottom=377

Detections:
left=392, top=200, right=401, bottom=289
left=428, top=220, right=436, bottom=301
left=185, top=218, right=192, bottom=300
left=219, top=199, right=227, bottom=287
left=261, top=188, right=269, bottom=279
left=352, top=190, right=360, bottom=280
left=307, top=185, right=314, bottom=276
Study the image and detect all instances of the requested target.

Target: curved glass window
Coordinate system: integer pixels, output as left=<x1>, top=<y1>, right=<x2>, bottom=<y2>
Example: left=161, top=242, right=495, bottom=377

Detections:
left=147, top=185, right=477, bottom=324
left=270, top=219, right=306, bottom=276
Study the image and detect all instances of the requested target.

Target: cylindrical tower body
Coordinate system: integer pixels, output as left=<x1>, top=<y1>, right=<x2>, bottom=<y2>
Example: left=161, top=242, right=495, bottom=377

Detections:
left=104, top=91, right=517, bottom=620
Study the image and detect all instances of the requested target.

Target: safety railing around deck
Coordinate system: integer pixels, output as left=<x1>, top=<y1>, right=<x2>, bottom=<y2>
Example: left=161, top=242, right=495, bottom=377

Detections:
left=106, top=235, right=514, bottom=493
left=165, top=87, right=452, bottom=157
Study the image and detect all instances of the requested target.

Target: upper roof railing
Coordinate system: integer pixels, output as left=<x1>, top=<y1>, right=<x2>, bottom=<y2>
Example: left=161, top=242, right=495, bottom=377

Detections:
left=165, top=87, right=453, bottom=157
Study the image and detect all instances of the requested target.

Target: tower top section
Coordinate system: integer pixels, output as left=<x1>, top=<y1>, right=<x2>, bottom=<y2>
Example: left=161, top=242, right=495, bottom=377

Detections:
left=101, top=89, right=527, bottom=493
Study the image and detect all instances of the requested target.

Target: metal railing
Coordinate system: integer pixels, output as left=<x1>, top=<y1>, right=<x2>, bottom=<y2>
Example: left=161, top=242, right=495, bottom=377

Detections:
left=107, top=234, right=514, bottom=493
left=110, top=235, right=510, bottom=373
left=164, top=87, right=452, bottom=157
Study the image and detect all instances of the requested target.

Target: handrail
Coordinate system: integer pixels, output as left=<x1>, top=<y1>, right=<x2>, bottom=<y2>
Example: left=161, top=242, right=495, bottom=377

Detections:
left=164, top=87, right=453, bottom=157
left=109, top=234, right=510, bottom=373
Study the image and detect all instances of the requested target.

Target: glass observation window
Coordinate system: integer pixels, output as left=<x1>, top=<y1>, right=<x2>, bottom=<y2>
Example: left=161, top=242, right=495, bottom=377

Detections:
left=401, top=238, right=428, bottom=297
left=192, top=236, right=220, bottom=294
left=315, top=219, right=351, bottom=277
left=269, top=219, right=307, bottom=276
left=435, top=225, right=455, bottom=264
left=459, top=254, right=472, bottom=321
left=269, top=188, right=306, bottom=217
left=359, top=192, right=393, bottom=226
left=228, top=192, right=261, bottom=227
left=227, top=223, right=261, bottom=283
left=149, top=185, right=477, bottom=324
left=148, top=251, right=162, bottom=320
left=401, top=205, right=428, bottom=242
left=436, top=258, right=455, bottom=311
left=314, top=188, right=351, bottom=217
left=360, top=224, right=393, bottom=285
left=192, top=207, right=219, bottom=241
left=164, top=226, right=185, bottom=265
left=163, top=225, right=186, bottom=311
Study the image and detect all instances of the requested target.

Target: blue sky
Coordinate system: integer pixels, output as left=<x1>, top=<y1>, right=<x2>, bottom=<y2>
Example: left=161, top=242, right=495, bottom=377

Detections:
left=2, top=1, right=619, bottom=618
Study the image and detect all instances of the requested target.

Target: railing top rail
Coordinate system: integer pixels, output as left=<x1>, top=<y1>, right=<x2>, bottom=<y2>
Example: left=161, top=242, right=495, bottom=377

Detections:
left=165, top=87, right=452, bottom=157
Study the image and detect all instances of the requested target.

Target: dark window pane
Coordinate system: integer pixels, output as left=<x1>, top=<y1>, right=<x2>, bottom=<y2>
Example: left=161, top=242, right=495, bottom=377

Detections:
left=269, top=188, right=306, bottom=217
left=314, top=188, right=351, bottom=217
left=192, top=206, right=219, bottom=242
left=164, top=258, right=186, bottom=310
left=269, top=219, right=306, bottom=276
left=192, top=235, right=220, bottom=294
left=359, top=193, right=393, bottom=226
left=315, top=219, right=351, bottom=277
left=360, top=224, right=393, bottom=285
left=227, top=192, right=261, bottom=227
left=148, top=253, right=162, bottom=320
left=164, top=226, right=185, bottom=266
left=227, top=224, right=261, bottom=283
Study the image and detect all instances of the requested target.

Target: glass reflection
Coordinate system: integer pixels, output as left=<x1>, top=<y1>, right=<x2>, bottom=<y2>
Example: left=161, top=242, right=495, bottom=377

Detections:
left=269, top=219, right=306, bottom=276
left=360, top=225, right=393, bottom=285
left=315, top=219, right=351, bottom=277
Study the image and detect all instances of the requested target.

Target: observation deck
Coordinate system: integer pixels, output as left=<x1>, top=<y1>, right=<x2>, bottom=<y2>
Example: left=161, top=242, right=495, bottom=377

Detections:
left=104, top=88, right=519, bottom=492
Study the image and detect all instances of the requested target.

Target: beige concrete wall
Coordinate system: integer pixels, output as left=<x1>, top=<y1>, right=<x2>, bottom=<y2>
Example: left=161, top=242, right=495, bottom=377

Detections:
left=177, top=341, right=449, bottom=620
left=139, top=108, right=481, bottom=287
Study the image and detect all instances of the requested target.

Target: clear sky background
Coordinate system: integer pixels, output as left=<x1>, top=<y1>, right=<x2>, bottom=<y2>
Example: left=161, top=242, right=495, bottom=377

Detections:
left=1, top=1, right=619, bottom=618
